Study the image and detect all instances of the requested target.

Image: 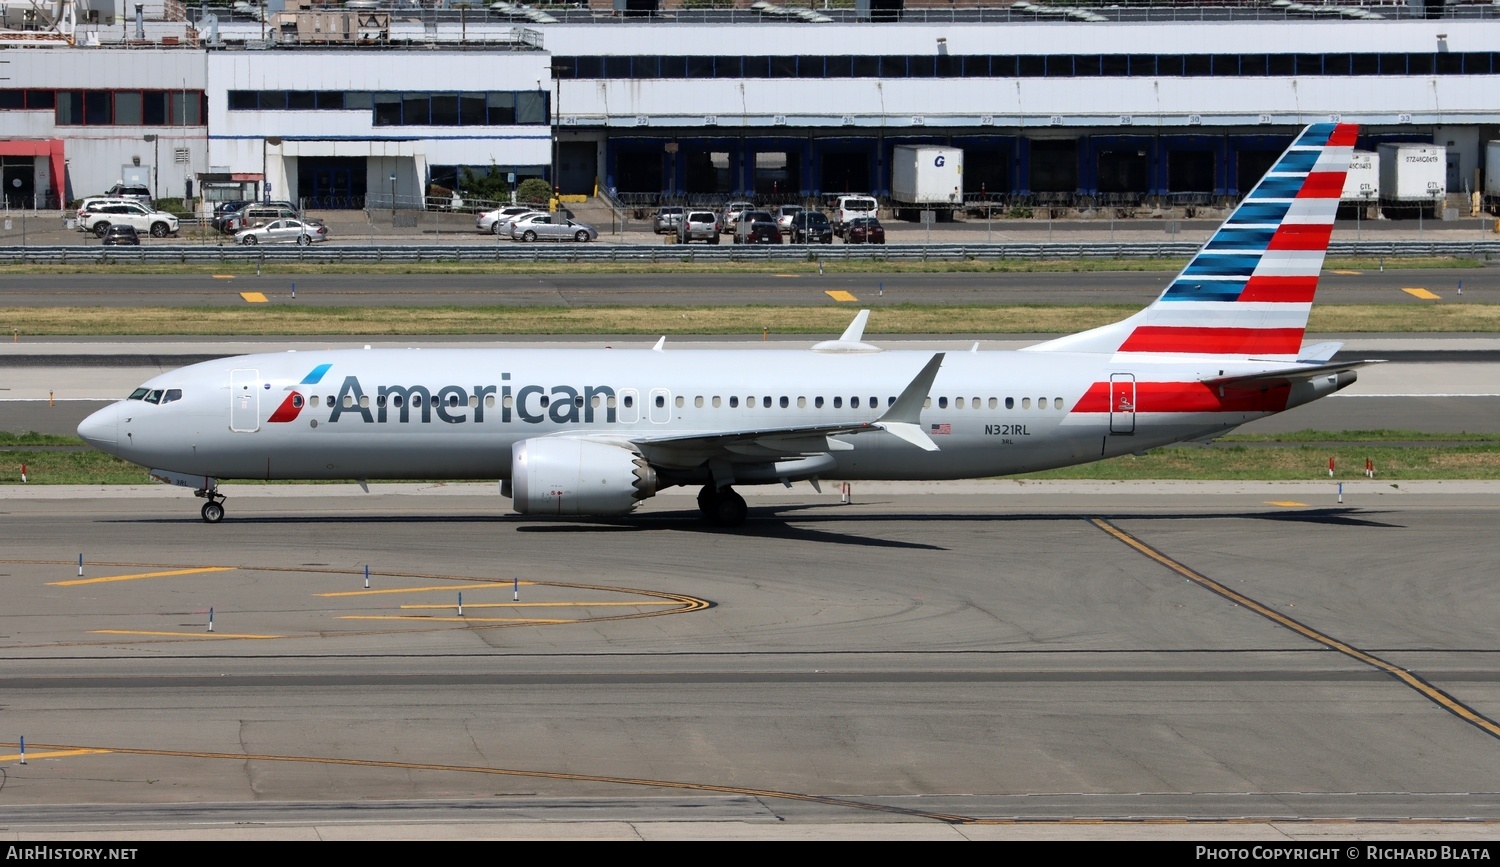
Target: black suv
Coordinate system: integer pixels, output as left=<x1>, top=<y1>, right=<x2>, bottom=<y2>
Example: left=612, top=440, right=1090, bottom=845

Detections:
left=788, top=210, right=833, bottom=244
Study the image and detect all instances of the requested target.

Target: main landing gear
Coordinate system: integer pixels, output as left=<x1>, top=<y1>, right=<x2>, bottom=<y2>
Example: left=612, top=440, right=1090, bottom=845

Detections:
left=697, top=484, right=747, bottom=527
left=196, top=487, right=226, bottom=523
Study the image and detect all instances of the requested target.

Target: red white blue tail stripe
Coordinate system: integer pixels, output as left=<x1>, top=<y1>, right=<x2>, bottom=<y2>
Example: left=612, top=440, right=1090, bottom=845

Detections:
left=1027, top=123, right=1357, bottom=359
left=1124, top=122, right=1357, bottom=357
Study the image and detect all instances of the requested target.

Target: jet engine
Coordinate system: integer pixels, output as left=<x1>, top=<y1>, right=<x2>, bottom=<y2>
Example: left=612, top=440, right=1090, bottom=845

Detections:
left=509, top=437, right=658, bottom=516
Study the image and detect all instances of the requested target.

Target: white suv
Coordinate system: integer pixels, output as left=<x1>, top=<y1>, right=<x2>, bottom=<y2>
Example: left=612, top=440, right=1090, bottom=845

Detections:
left=83, top=201, right=180, bottom=238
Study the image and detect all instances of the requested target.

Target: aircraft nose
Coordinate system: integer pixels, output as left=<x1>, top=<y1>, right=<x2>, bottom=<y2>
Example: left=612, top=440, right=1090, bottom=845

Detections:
left=77, top=403, right=120, bottom=452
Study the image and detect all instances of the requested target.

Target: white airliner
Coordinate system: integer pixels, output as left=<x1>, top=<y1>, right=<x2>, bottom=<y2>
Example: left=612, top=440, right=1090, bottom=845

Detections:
left=78, top=123, right=1374, bottom=526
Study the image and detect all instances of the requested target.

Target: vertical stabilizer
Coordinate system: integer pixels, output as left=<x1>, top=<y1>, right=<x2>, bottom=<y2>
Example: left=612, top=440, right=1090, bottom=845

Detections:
left=1026, top=122, right=1357, bottom=358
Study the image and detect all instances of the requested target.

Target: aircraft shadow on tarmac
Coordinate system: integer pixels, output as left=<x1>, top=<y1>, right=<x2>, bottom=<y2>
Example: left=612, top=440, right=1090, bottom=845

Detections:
left=108, top=503, right=1401, bottom=549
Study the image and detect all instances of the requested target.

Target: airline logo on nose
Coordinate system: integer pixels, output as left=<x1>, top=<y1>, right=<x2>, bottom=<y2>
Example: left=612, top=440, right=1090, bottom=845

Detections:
left=268, top=363, right=332, bottom=423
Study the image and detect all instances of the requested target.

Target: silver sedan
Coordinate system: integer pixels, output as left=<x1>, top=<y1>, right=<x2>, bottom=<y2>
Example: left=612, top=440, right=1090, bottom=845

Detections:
left=509, top=214, right=598, bottom=242
left=235, top=218, right=329, bottom=246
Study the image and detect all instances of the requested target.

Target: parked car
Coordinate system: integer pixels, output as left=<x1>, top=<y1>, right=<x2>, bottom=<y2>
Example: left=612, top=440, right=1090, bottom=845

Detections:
left=75, top=196, right=138, bottom=227
left=210, top=200, right=253, bottom=233
left=235, top=218, right=329, bottom=246
left=652, top=206, right=686, bottom=234
left=844, top=215, right=886, bottom=245
left=100, top=224, right=141, bottom=246
left=675, top=210, right=721, bottom=244
left=81, top=201, right=179, bottom=238
left=510, top=213, right=598, bottom=242
left=477, top=205, right=536, bottom=235
left=720, top=200, right=754, bottom=234
left=104, top=182, right=154, bottom=206
left=774, top=204, right=804, bottom=234
left=219, top=204, right=321, bottom=234
left=788, top=210, right=833, bottom=244
left=833, top=194, right=879, bottom=237
left=733, top=210, right=777, bottom=244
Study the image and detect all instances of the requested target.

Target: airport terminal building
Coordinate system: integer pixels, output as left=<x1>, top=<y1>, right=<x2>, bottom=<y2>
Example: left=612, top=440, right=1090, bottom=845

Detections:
left=1, top=0, right=1497, bottom=214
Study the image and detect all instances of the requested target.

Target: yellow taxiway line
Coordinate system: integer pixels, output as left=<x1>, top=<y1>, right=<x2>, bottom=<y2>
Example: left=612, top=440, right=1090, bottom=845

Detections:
left=51, top=566, right=236, bottom=587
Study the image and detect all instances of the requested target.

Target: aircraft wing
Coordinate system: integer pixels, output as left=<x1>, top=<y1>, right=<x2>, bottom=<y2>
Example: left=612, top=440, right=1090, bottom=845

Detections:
left=629, top=352, right=946, bottom=463
left=1202, top=358, right=1383, bottom=390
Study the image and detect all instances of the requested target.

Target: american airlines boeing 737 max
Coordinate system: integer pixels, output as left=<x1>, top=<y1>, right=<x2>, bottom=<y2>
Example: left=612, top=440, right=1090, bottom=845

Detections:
left=78, top=123, right=1374, bottom=527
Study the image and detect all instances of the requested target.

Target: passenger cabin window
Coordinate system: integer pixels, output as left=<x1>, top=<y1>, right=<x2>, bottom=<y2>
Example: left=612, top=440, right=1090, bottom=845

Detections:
left=937, top=397, right=948, bottom=409
left=834, top=397, right=843, bottom=408
left=1006, top=397, right=1015, bottom=409
left=1022, top=398, right=1032, bottom=409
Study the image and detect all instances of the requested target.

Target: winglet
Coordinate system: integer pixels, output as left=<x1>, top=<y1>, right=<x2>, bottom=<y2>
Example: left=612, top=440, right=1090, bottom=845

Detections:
left=879, top=353, right=944, bottom=424
left=839, top=309, right=871, bottom=343
left=812, top=309, right=881, bottom=353
left=874, top=352, right=945, bottom=450
left=652, top=336, right=666, bottom=352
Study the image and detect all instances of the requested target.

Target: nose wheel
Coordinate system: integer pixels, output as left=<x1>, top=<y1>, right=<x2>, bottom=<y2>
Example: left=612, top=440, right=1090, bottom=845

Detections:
left=200, top=498, right=225, bottom=523
left=696, top=484, right=747, bottom=527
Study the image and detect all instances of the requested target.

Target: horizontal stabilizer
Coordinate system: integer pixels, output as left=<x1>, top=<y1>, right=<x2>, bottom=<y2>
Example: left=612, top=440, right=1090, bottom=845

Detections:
left=1296, top=342, right=1343, bottom=363
left=1202, top=359, right=1382, bottom=390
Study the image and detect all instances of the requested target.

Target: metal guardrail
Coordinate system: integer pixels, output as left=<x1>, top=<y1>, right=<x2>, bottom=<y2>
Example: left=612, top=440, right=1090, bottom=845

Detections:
left=0, top=241, right=1497, bottom=265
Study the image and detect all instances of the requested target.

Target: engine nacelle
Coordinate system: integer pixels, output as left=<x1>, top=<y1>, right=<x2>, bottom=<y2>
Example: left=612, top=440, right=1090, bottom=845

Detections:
left=510, top=437, right=657, bottom=516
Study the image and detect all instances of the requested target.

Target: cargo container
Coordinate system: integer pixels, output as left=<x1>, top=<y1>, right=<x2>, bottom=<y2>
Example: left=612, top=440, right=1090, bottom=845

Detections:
left=890, top=145, right=963, bottom=221
left=1376, top=143, right=1446, bottom=202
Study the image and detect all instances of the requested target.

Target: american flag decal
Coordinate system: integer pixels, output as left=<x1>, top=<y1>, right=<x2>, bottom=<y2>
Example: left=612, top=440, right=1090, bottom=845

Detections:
left=930, top=423, right=951, bottom=435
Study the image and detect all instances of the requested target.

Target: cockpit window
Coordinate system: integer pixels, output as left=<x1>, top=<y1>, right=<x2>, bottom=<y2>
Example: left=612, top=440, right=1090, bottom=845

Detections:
left=143, top=389, right=163, bottom=404
left=161, top=388, right=183, bottom=404
left=128, top=387, right=150, bottom=400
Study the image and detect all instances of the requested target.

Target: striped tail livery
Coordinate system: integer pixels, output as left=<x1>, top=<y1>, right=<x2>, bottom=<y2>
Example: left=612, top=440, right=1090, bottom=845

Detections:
left=1030, top=122, right=1358, bottom=359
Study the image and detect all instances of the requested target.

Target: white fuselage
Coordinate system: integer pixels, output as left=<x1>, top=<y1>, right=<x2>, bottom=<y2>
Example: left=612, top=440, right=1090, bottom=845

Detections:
left=78, top=345, right=1343, bottom=484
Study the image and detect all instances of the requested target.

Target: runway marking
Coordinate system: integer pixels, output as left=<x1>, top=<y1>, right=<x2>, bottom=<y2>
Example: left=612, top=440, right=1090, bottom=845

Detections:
left=399, top=601, right=681, bottom=609
left=51, top=566, right=235, bottom=586
left=1402, top=287, right=1441, bottom=300
left=824, top=290, right=858, bottom=302
left=89, top=630, right=281, bottom=639
left=1, top=742, right=972, bottom=824
left=0, top=748, right=111, bottom=761
left=339, top=616, right=573, bottom=624
left=1265, top=501, right=1308, bottom=507
left=1091, top=518, right=1500, bottom=742
left=315, top=584, right=519, bottom=597
left=1330, top=270, right=1361, bottom=275
left=239, top=291, right=269, bottom=303
left=212, top=274, right=235, bottom=279
left=5, top=560, right=712, bottom=647
left=9, top=740, right=1498, bottom=827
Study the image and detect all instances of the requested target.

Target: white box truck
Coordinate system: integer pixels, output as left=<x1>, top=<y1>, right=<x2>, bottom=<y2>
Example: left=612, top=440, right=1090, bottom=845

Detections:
left=1341, top=150, right=1379, bottom=202
left=1376, top=143, right=1446, bottom=202
left=890, top=145, right=963, bottom=221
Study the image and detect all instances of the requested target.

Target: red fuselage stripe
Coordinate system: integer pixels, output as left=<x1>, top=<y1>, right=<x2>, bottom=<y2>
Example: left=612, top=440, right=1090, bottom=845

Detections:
left=1074, top=380, right=1292, bottom=414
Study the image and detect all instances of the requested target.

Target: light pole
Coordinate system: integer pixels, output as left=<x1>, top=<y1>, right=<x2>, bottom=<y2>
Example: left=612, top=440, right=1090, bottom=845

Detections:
left=142, top=134, right=158, bottom=200
left=389, top=171, right=397, bottom=218
left=547, top=63, right=570, bottom=210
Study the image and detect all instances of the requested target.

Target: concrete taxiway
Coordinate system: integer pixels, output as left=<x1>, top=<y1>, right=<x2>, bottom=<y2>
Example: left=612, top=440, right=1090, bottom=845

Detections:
left=2, top=481, right=1500, bottom=839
